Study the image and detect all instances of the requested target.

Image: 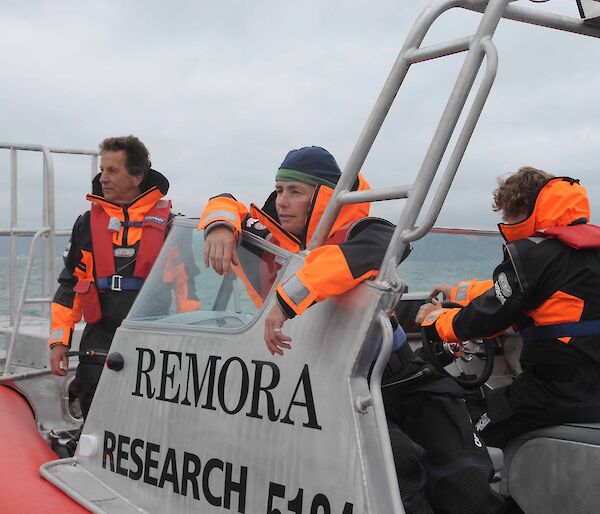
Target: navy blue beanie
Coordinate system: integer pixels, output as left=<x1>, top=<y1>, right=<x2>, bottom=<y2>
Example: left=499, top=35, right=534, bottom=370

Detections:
left=276, top=146, right=341, bottom=188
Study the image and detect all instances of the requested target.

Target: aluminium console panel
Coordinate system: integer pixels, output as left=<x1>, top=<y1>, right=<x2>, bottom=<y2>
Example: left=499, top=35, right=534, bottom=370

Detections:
left=43, top=254, right=399, bottom=513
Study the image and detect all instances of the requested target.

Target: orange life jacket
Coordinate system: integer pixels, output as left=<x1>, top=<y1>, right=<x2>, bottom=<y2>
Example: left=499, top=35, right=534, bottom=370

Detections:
left=90, top=199, right=171, bottom=283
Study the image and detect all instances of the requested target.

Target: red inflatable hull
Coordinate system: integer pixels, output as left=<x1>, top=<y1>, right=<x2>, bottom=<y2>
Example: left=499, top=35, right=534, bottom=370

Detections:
left=0, top=385, right=87, bottom=513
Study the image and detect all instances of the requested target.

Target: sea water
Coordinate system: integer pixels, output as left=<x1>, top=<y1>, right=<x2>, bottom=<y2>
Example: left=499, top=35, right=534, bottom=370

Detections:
left=0, top=231, right=502, bottom=353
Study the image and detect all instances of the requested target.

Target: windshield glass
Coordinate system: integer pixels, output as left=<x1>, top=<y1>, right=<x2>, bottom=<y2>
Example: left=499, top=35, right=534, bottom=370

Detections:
left=128, top=224, right=285, bottom=328
left=400, top=230, right=502, bottom=293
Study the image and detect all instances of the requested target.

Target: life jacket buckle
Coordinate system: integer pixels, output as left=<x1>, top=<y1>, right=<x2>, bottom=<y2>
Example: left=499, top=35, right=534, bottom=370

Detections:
left=111, top=275, right=123, bottom=291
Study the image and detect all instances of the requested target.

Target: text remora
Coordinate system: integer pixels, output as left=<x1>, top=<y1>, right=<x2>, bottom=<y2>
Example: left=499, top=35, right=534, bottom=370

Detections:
left=131, top=348, right=322, bottom=430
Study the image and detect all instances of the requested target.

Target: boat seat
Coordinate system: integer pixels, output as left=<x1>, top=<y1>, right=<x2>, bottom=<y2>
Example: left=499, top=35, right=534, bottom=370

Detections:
left=502, top=423, right=600, bottom=514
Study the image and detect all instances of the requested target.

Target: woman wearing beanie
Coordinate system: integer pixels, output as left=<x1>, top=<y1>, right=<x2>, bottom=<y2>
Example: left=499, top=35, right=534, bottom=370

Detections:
left=198, top=145, right=394, bottom=355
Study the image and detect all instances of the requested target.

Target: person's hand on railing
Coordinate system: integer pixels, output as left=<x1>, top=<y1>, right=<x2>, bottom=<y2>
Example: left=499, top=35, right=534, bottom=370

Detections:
left=50, top=345, right=69, bottom=376
left=204, top=226, right=239, bottom=275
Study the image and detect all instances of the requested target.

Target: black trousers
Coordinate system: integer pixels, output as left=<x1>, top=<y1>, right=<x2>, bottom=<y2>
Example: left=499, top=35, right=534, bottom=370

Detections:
left=71, top=364, right=102, bottom=419
left=73, top=322, right=114, bottom=419
left=385, top=383, right=505, bottom=514
left=388, top=421, right=434, bottom=514
left=477, top=370, right=600, bottom=448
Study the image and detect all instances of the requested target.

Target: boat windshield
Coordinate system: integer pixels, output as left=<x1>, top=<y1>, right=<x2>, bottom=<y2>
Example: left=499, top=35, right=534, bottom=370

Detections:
left=400, top=230, right=502, bottom=292
left=127, top=224, right=285, bottom=328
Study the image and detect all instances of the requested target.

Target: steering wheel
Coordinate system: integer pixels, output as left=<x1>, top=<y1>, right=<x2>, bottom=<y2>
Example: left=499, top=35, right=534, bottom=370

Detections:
left=420, top=301, right=495, bottom=388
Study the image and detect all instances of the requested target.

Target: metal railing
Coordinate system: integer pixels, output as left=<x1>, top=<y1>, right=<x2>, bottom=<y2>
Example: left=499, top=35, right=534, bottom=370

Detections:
left=309, top=0, right=600, bottom=290
left=370, top=313, right=405, bottom=513
left=2, top=227, right=52, bottom=375
left=1, top=143, right=98, bottom=372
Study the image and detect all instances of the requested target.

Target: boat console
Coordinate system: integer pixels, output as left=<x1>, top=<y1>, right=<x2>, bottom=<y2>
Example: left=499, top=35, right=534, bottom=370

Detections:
left=40, top=222, right=404, bottom=512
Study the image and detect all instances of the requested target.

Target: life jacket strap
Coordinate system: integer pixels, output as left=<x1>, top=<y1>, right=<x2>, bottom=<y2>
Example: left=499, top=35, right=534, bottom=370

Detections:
left=96, top=276, right=145, bottom=292
left=521, top=320, right=600, bottom=341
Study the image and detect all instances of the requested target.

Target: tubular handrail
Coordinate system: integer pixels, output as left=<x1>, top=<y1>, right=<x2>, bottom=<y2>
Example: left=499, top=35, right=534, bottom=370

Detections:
left=0, top=368, right=60, bottom=384
left=338, top=184, right=412, bottom=205
left=380, top=36, right=499, bottom=280
left=42, top=147, right=55, bottom=319
left=378, top=0, right=508, bottom=286
left=9, top=148, right=17, bottom=325
left=24, top=297, right=53, bottom=304
left=308, top=0, right=468, bottom=250
left=0, top=142, right=98, bottom=155
left=430, top=226, right=499, bottom=237
left=405, top=37, right=497, bottom=244
left=1, top=143, right=99, bottom=325
left=3, top=227, right=51, bottom=375
left=0, top=229, right=71, bottom=236
left=369, top=313, right=405, bottom=514
left=405, top=35, right=472, bottom=63
left=464, top=0, right=600, bottom=39
left=40, top=457, right=142, bottom=514
left=309, top=0, right=600, bottom=269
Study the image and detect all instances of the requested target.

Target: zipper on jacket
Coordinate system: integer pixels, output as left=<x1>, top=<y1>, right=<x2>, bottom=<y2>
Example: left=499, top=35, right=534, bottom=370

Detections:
left=122, top=206, right=130, bottom=246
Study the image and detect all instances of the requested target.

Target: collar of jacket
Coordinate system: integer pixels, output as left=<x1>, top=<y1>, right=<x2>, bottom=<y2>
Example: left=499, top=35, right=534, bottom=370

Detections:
left=249, top=172, right=371, bottom=252
left=91, top=168, right=169, bottom=197
left=87, top=168, right=169, bottom=219
left=499, top=177, right=590, bottom=243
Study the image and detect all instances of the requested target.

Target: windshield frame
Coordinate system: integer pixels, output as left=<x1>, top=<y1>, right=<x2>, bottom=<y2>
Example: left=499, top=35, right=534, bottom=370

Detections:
left=121, top=216, right=293, bottom=335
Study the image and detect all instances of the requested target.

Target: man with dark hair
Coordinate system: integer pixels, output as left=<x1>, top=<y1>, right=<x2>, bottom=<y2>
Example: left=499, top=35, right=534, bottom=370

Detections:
left=49, top=135, right=198, bottom=418
left=418, top=166, right=600, bottom=448
left=100, top=135, right=152, bottom=178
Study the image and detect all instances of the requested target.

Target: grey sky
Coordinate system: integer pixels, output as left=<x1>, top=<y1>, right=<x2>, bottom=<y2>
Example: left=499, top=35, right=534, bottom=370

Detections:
left=1, top=0, right=598, bottom=232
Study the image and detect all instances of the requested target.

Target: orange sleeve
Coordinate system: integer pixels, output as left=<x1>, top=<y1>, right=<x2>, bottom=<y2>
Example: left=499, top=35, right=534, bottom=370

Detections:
left=49, top=300, right=82, bottom=347
left=420, top=307, right=462, bottom=343
left=450, top=280, right=494, bottom=306
left=275, top=245, right=377, bottom=316
left=197, top=196, right=248, bottom=238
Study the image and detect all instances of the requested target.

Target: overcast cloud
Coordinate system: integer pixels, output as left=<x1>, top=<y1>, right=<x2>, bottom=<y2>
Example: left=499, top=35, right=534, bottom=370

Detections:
left=1, top=0, right=598, bottom=232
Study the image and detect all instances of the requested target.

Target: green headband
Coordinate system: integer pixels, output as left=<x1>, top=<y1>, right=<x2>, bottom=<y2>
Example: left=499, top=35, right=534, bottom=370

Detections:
left=275, top=168, right=336, bottom=189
